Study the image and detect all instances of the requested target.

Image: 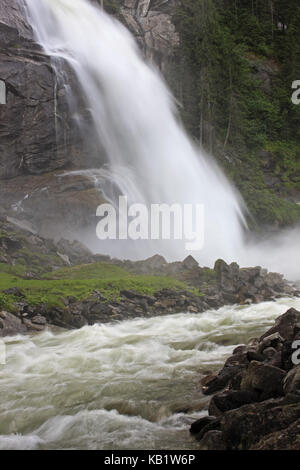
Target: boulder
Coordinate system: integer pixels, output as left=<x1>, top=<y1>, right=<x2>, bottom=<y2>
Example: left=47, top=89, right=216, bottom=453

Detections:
left=208, top=390, right=259, bottom=417
left=258, top=332, right=284, bottom=353
left=251, top=418, right=300, bottom=450
left=201, top=364, right=245, bottom=395
left=283, top=366, right=300, bottom=396
left=190, top=415, right=217, bottom=435
left=221, top=399, right=300, bottom=449
left=182, top=255, right=199, bottom=270
left=197, top=431, right=227, bottom=450
left=240, top=361, right=286, bottom=398
left=0, top=311, right=27, bottom=336
left=260, top=308, right=300, bottom=342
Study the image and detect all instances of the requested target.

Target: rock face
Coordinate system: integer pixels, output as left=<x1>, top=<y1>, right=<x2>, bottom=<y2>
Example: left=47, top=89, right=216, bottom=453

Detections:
left=0, top=1, right=107, bottom=234
left=0, top=0, right=69, bottom=179
left=120, top=0, right=179, bottom=71
left=0, top=0, right=179, bottom=237
left=192, top=308, right=300, bottom=450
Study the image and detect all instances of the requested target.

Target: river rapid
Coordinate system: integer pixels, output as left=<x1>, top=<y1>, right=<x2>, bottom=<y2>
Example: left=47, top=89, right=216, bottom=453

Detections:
left=1, top=297, right=300, bottom=450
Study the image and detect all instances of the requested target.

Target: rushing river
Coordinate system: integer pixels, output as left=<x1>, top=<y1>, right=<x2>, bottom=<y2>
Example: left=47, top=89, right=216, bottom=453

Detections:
left=0, top=297, right=299, bottom=450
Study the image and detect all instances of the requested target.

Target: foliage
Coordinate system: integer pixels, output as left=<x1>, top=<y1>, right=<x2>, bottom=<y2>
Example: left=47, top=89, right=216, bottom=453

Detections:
left=172, top=0, right=300, bottom=227
left=0, top=262, right=196, bottom=311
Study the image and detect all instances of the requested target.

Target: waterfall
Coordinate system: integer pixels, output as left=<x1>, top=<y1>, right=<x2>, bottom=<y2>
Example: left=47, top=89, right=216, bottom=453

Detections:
left=23, top=0, right=247, bottom=264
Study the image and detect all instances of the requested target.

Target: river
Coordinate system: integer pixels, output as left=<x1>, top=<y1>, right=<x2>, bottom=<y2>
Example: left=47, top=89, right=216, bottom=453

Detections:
left=0, top=297, right=299, bottom=450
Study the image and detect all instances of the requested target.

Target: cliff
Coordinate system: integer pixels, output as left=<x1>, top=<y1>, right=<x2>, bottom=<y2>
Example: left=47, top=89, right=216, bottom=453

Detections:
left=0, top=0, right=179, bottom=237
left=0, top=0, right=300, bottom=237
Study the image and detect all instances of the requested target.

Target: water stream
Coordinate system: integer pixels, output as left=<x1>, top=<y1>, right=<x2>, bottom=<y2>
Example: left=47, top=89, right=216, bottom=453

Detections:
left=1, top=297, right=299, bottom=450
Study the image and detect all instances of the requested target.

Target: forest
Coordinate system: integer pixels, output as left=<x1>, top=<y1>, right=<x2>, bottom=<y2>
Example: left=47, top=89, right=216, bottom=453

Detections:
left=170, top=0, right=300, bottom=227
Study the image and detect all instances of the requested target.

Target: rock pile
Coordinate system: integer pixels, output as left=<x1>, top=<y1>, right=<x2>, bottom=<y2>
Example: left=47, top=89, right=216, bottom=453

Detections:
left=191, top=308, right=300, bottom=450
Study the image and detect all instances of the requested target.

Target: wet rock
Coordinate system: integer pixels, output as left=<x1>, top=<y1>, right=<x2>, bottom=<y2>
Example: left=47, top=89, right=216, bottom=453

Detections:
left=247, top=350, right=266, bottom=362
left=260, top=308, right=300, bottom=342
left=221, top=399, right=300, bottom=449
left=23, top=318, right=45, bottom=332
left=263, top=347, right=277, bottom=359
left=31, top=314, right=47, bottom=325
left=0, top=310, right=27, bottom=336
left=190, top=416, right=217, bottom=435
left=240, top=361, right=286, bottom=398
left=267, top=351, right=283, bottom=369
left=201, top=364, right=244, bottom=395
left=283, top=366, right=300, bottom=396
left=224, top=352, right=249, bottom=368
left=251, top=418, right=300, bottom=450
left=198, top=431, right=227, bottom=450
left=258, top=332, right=284, bottom=353
left=208, top=390, right=259, bottom=417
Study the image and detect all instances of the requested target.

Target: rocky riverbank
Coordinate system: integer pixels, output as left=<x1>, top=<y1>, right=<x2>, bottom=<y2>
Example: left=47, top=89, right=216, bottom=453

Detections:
left=191, top=307, right=300, bottom=450
left=0, top=215, right=299, bottom=337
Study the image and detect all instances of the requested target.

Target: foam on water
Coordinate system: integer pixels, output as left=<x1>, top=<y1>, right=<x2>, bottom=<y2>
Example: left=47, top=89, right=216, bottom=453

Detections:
left=1, top=297, right=300, bottom=450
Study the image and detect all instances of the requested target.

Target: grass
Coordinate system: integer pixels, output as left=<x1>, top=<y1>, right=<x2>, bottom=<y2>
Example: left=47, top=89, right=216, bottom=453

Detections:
left=0, top=262, right=196, bottom=311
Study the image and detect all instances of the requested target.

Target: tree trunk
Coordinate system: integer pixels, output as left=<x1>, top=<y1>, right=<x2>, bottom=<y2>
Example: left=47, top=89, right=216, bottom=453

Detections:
left=223, top=66, right=233, bottom=151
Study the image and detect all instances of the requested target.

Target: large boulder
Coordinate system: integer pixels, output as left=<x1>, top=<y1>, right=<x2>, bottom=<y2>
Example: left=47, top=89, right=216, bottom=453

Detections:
left=221, top=400, right=300, bottom=450
left=0, top=311, right=27, bottom=336
left=251, top=418, right=300, bottom=450
left=240, top=361, right=286, bottom=399
left=283, top=366, right=300, bottom=396
left=208, top=390, right=259, bottom=417
left=260, top=308, right=300, bottom=342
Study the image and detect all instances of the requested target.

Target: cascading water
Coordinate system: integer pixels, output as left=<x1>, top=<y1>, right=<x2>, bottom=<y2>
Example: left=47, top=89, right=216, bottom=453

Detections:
left=23, top=0, right=247, bottom=265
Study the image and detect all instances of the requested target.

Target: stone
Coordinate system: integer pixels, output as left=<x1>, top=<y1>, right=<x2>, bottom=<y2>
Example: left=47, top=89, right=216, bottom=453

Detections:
left=283, top=366, right=300, bottom=396
left=208, top=390, right=259, bottom=417
left=198, top=431, right=227, bottom=450
left=201, top=365, right=243, bottom=395
left=251, top=418, right=300, bottom=450
left=221, top=399, right=300, bottom=450
left=31, top=314, right=47, bottom=325
left=246, top=350, right=266, bottom=362
left=263, top=347, right=277, bottom=359
left=23, top=318, right=45, bottom=332
left=260, top=308, right=300, bottom=342
left=0, top=311, right=27, bottom=336
left=3, top=287, right=24, bottom=297
left=240, top=361, right=286, bottom=398
left=258, top=332, right=284, bottom=353
left=182, top=255, right=199, bottom=270
left=190, top=416, right=217, bottom=435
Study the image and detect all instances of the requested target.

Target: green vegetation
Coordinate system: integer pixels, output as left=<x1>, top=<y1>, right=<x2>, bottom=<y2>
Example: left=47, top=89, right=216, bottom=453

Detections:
left=0, top=261, right=195, bottom=311
left=171, top=0, right=300, bottom=227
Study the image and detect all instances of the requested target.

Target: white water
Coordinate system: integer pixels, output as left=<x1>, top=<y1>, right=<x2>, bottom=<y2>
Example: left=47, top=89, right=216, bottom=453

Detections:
left=23, top=0, right=247, bottom=265
left=1, top=297, right=299, bottom=450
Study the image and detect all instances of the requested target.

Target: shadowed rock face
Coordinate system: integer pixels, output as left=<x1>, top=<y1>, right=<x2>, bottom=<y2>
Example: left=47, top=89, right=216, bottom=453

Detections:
left=0, top=0, right=72, bottom=179
left=0, top=0, right=108, bottom=234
